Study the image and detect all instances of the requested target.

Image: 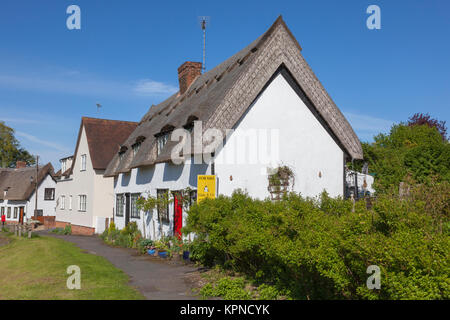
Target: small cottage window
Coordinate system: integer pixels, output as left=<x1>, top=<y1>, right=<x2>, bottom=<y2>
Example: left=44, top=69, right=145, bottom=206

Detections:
left=130, top=193, right=140, bottom=219
left=44, top=188, right=55, bottom=200
left=1, top=207, right=4, bottom=216
left=116, top=194, right=124, bottom=217
left=78, top=195, right=87, bottom=212
left=132, top=143, right=141, bottom=156
left=13, top=207, right=17, bottom=219
left=61, top=160, right=66, bottom=173
left=157, top=134, right=169, bottom=156
left=60, top=196, right=65, bottom=210
left=69, top=195, right=72, bottom=211
left=80, top=154, right=86, bottom=171
left=156, top=189, right=169, bottom=223
left=7, top=207, right=11, bottom=218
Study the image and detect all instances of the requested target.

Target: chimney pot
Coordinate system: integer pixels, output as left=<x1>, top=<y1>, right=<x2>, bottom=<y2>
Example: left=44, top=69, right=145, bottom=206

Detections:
left=178, top=61, right=202, bottom=95
left=16, top=161, right=27, bottom=169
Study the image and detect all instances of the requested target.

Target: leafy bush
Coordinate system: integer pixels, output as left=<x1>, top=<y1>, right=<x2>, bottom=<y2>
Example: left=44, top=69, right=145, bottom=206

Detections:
left=101, top=221, right=142, bottom=249
left=200, top=277, right=252, bottom=300
left=185, top=187, right=449, bottom=300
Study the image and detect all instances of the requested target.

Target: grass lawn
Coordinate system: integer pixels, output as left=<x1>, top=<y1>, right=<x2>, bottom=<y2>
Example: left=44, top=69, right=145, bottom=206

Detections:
left=0, top=233, right=144, bottom=300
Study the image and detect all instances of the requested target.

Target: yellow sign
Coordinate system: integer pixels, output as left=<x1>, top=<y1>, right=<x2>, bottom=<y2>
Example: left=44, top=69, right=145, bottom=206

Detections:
left=197, top=175, right=216, bottom=203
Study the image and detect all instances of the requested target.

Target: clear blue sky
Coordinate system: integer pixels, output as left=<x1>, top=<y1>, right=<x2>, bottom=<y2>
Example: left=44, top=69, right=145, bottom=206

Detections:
left=1, top=0, right=449, bottom=168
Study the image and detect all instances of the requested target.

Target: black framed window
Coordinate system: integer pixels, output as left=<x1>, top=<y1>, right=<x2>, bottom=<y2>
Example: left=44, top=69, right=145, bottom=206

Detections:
left=44, top=188, right=55, bottom=200
left=116, top=194, right=124, bottom=217
left=7, top=207, right=11, bottom=218
left=157, top=189, right=169, bottom=222
left=130, top=193, right=140, bottom=218
left=13, top=207, right=17, bottom=219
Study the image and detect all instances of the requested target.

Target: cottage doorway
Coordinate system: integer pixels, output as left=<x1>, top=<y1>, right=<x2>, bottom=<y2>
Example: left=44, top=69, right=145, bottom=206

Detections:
left=19, top=207, right=24, bottom=224
left=173, top=192, right=183, bottom=239
left=125, top=193, right=130, bottom=226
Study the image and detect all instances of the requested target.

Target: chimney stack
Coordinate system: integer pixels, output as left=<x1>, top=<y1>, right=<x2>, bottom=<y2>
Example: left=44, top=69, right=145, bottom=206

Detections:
left=16, top=161, right=27, bottom=169
left=178, top=61, right=202, bottom=95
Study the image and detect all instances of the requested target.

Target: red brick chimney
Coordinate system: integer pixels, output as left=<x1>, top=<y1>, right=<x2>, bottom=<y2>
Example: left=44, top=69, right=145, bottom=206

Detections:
left=178, top=61, right=202, bottom=95
left=16, top=161, right=27, bottom=169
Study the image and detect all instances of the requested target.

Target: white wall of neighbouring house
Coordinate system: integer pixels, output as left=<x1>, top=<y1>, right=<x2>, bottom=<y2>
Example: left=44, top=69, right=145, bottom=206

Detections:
left=55, top=126, right=113, bottom=233
left=113, top=158, right=210, bottom=239
left=26, top=173, right=57, bottom=219
left=214, top=72, right=345, bottom=199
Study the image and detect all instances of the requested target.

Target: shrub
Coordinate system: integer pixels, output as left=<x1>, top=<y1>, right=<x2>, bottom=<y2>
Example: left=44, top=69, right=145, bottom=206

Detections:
left=200, top=277, right=251, bottom=300
left=186, top=188, right=449, bottom=300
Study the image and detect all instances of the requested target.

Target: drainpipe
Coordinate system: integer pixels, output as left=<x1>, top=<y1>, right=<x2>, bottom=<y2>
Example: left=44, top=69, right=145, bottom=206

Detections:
left=34, top=155, right=39, bottom=219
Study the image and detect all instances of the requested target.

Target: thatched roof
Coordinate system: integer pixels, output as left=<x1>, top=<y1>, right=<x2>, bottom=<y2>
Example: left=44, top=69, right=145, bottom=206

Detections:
left=104, top=16, right=363, bottom=177
left=0, top=163, right=55, bottom=201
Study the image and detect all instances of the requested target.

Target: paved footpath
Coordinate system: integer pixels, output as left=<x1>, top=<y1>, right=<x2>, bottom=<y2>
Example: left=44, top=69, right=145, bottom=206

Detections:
left=41, top=231, right=198, bottom=300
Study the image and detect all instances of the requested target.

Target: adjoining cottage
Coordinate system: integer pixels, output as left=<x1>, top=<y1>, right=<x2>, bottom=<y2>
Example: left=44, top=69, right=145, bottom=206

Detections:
left=104, top=16, right=364, bottom=240
left=0, top=161, right=56, bottom=225
left=55, top=117, right=138, bottom=235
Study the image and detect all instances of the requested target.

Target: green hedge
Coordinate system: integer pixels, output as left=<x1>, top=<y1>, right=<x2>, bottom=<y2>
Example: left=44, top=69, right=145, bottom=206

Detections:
left=183, top=185, right=449, bottom=300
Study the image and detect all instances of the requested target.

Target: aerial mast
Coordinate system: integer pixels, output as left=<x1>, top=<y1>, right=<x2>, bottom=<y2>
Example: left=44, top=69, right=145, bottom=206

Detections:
left=199, top=16, right=210, bottom=74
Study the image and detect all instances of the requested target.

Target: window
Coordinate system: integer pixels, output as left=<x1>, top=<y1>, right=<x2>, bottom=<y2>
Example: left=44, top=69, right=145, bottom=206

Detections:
left=69, top=196, right=72, bottom=211
left=60, top=196, right=65, bottom=210
left=1, top=207, right=4, bottom=215
left=116, top=194, right=124, bottom=217
left=13, top=207, right=17, bottom=219
left=132, top=143, right=141, bottom=156
left=44, top=188, right=55, bottom=200
left=81, top=154, right=86, bottom=171
left=7, top=207, right=11, bottom=218
left=119, top=151, right=126, bottom=162
left=157, top=134, right=169, bottom=155
left=130, top=193, right=140, bottom=219
left=61, top=160, right=66, bottom=173
left=157, top=189, right=169, bottom=222
left=78, top=195, right=87, bottom=212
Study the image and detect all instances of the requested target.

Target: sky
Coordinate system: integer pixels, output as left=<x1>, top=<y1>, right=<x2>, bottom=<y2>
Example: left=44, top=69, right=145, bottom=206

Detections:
left=0, top=0, right=449, bottom=169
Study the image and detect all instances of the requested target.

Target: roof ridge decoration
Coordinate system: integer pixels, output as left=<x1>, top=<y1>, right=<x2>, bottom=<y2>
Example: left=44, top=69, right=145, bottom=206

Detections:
left=104, top=16, right=362, bottom=177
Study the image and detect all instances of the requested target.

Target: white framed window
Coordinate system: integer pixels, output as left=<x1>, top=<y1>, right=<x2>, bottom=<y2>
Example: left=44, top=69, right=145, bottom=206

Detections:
left=60, top=196, right=65, bottom=210
left=80, top=154, right=86, bottom=171
left=69, top=196, right=72, bottom=211
left=130, top=193, right=140, bottom=219
left=132, top=143, right=141, bottom=156
left=13, top=207, right=18, bottom=219
left=78, top=195, right=87, bottom=212
left=157, top=134, right=169, bottom=155
left=116, top=194, right=124, bottom=217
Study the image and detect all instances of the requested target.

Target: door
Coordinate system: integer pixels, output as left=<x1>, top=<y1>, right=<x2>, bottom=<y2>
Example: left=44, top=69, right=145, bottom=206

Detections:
left=173, top=192, right=183, bottom=239
left=125, top=193, right=130, bottom=226
left=19, top=207, right=24, bottom=224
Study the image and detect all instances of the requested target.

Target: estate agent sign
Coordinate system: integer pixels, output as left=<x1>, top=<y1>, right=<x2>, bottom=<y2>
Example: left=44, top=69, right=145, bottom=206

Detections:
left=197, top=175, right=216, bottom=203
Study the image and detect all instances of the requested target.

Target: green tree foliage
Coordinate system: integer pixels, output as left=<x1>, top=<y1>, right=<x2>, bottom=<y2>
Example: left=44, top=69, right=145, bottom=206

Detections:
left=184, top=187, right=449, bottom=300
left=0, top=121, right=35, bottom=168
left=358, top=122, right=449, bottom=194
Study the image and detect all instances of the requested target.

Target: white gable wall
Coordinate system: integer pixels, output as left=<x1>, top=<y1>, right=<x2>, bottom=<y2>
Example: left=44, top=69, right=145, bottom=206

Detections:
left=214, top=72, right=344, bottom=199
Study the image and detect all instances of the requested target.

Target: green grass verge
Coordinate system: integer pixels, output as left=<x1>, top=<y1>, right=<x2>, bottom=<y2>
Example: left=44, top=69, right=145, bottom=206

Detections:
left=0, top=234, right=144, bottom=300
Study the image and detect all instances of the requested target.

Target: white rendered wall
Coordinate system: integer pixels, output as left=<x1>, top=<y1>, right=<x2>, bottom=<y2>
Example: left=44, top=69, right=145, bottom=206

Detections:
left=55, top=126, right=114, bottom=232
left=214, top=73, right=344, bottom=199
left=113, top=158, right=210, bottom=239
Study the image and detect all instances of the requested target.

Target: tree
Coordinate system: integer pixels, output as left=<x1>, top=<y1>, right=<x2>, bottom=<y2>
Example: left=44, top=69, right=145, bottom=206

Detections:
left=408, top=113, right=447, bottom=140
left=361, top=121, right=449, bottom=194
left=0, top=121, right=35, bottom=168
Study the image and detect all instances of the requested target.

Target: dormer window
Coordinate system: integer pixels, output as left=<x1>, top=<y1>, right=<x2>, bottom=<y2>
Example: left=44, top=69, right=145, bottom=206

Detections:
left=132, top=136, right=146, bottom=157
left=61, top=160, right=66, bottom=173
left=183, top=115, right=199, bottom=133
left=155, top=125, right=174, bottom=156
left=157, top=133, right=169, bottom=156
left=118, top=146, right=128, bottom=162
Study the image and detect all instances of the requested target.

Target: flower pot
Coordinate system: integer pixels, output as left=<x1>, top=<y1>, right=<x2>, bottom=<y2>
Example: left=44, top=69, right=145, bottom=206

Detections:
left=158, top=250, right=168, bottom=258
left=182, top=251, right=190, bottom=261
left=147, top=249, right=155, bottom=255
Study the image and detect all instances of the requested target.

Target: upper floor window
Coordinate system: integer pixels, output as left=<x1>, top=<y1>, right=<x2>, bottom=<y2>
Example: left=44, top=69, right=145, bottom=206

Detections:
left=132, top=143, right=141, bottom=157
left=80, top=154, right=86, bottom=171
left=69, top=196, right=73, bottom=211
left=157, top=134, right=169, bottom=156
left=61, top=160, right=66, bottom=173
left=44, top=188, right=55, bottom=201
